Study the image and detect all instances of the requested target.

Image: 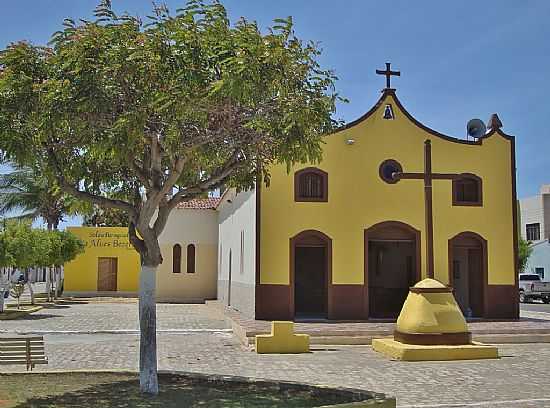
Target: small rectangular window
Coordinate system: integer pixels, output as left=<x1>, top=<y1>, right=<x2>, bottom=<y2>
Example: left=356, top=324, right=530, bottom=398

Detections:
left=535, top=267, right=545, bottom=279
left=526, top=223, right=541, bottom=241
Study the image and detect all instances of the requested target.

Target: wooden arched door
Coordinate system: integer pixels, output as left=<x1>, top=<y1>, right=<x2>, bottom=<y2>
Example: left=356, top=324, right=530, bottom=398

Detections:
left=364, top=221, right=421, bottom=319
left=290, top=230, right=332, bottom=319
left=449, top=232, right=488, bottom=318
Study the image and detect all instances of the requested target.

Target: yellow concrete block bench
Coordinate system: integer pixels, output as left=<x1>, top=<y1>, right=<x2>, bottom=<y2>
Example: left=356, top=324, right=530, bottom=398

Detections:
left=255, top=321, right=310, bottom=354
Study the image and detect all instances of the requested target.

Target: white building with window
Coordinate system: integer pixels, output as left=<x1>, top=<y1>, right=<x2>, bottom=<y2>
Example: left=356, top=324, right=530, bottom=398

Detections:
left=520, top=184, right=550, bottom=243
left=520, top=184, right=550, bottom=281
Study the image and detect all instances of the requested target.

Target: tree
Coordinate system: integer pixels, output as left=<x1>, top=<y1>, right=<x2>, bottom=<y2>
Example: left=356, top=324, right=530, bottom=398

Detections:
left=0, top=226, right=14, bottom=313
left=0, top=164, right=77, bottom=230
left=43, top=229, right=85, bottom=297
left=1, top=221, right=51, bottom=304
left=0, top=0, right=342, bottom=394
left=518, top=237, right=533, bottom=273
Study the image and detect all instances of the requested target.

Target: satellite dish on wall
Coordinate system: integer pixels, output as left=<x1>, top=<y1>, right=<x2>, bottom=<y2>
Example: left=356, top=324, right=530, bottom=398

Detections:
left=466, top=119, right=487, bottom=139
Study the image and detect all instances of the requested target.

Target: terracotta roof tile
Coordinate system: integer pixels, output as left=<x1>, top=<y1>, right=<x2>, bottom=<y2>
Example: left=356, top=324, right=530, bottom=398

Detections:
left=176, top=197, right=220, bottom=210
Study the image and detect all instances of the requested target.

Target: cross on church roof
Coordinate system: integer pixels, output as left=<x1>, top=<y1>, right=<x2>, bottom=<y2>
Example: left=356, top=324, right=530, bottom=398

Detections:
left=376, top=62, right=400, bottom=89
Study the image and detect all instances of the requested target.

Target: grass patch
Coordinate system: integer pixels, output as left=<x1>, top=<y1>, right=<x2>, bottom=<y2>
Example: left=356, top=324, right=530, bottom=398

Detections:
left=0, top=372, right=381, bottom=407
left=0, top=306, right=42, bottom=320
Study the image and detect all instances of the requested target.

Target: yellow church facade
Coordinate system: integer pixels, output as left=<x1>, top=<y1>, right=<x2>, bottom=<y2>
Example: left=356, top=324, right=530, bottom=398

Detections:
left=242, top=86, right=518, bottom=321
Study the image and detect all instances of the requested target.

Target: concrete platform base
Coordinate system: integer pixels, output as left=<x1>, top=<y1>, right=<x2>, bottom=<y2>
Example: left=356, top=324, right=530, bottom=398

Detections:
left=372, top=338, right=499, bottom=361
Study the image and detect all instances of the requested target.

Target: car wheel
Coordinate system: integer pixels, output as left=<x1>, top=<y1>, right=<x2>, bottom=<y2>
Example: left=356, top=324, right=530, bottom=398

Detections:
left=519, top=291, right=525, bottom=303
left=544, top=298, right=550, bottom=304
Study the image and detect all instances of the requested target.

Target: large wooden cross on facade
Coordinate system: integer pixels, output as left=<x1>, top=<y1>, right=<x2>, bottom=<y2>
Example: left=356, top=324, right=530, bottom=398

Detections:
left=393, top=140, right=462, bottom=279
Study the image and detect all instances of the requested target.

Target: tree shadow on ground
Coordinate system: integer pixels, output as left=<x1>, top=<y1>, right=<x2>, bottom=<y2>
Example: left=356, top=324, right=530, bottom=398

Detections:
left=55, top=300, right=90, bottom=305
left=10, top=314, right=63, bottom=320
left=10, top=375, right=359, bottom=408
left=39, top=304, right=70, bottom=309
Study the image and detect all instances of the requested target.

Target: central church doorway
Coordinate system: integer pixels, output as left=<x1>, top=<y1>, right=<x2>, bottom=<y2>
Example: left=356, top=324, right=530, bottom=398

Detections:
left=291, top=230, right=331, bottom=319
left=365, top=222, right=420, bottom=319
left=449, top=232, right=487, bottom=318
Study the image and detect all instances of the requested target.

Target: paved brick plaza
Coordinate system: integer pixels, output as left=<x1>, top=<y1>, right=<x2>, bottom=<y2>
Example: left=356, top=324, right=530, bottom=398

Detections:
left=2, top=301, right=550, bottom=407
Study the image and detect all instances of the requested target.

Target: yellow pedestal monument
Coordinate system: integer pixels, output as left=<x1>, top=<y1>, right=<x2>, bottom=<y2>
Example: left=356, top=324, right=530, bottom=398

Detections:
left=256, top=321, right=310, bottom=354
left=372, top=279, right=498, bottom=361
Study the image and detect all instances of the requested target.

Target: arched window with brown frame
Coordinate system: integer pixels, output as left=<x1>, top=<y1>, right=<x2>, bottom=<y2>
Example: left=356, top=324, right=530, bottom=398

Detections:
left=172, top=244, right=182, bottom=274
left=187, top=244, right=196, bottom=274
left=453, top=174, right=482, bottom=206
left=294, top=167, right=328, bottom=202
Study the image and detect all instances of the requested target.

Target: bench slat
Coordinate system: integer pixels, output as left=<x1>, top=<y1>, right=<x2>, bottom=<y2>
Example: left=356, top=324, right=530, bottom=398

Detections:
left=0, top=337, right=44, bottom=342
left=0, top=338, right=44, bottom=344
left=1, top=345, right=44, bottom=350
left=0, top=359, right=48, bottom=365
left=0, top=351, right=46, bottom=360
left=1, top=344, right=44, bottom=349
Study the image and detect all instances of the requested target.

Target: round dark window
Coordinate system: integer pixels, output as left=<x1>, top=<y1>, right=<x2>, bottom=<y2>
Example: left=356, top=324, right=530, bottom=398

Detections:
left=379, top=159, right=403, bottom=184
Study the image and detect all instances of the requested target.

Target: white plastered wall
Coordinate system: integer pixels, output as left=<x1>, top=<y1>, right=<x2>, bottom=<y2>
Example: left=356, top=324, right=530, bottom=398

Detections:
left=217, top=188, right=256, bottom=315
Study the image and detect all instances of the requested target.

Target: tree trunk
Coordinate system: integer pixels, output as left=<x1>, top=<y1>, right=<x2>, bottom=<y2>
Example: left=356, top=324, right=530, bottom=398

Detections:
left=139, top=264, right=159, bottom=395
left=45, top=267, right=51, bottom=302
left=26, top=268, right=35, bottom=305
left=55, top=266, right=62, bottom=298
left=0, top=285, right=5, bottom=313
left=0, top=268, right=6, bottom=313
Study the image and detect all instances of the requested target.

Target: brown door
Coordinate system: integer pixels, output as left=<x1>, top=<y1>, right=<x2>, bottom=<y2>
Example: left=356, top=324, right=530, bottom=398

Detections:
left=368, top=241, right=415, bottom=319
left=294, top=246, right=327, bottom=317
left=97, top=257, right=117, bottom=292
left=468, top=248, right=484, bottom=317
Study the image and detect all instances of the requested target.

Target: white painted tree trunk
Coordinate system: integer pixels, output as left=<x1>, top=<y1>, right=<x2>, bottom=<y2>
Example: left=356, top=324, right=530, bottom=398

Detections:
left=139, top=264, right=159, bottom=395
left=45, top=267, right=51, bottom=302
left=0, top=272, right=6, bottom=313
left=55, top=266, right=61, bottom=298
left=27, top=283, right=35, bottom=305
left=26, top=269, right=35, bottom=305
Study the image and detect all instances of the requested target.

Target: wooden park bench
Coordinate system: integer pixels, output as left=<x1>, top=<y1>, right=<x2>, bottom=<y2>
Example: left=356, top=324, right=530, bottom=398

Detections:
left=0, top=336, right=48, bottom=371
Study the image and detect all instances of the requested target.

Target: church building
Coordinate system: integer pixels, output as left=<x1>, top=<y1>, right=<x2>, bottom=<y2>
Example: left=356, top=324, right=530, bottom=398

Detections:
left=218, top=65, right=519, bottom=321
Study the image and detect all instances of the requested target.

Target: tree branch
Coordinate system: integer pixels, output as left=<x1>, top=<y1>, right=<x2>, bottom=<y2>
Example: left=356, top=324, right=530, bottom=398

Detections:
left=166, top=152, right=243, bottom=210
left=46, top=147, right=137, bottom=217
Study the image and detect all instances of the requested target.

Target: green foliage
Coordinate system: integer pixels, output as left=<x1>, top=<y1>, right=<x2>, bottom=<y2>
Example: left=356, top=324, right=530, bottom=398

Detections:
left=47, top=229, right=86, bottom=266
left=83, top=206, right=129, bottom=227
left=518, top=237, right=533, bottom=273
left=0, top=0, right=343, bottom=261
left=0, top=221, right=84, bottom=268
left=0, top=163, right=79, bottom=230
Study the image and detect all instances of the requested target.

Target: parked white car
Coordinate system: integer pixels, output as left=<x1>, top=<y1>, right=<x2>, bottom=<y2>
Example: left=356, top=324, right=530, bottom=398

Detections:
left=519, top=273, right=550, bottom=303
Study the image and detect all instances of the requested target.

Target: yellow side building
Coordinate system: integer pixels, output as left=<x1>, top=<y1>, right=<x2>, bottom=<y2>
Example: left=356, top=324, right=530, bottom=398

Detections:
left=64, top=198, right=219, bottom=302
left=64, top=227, right=140, bottom=296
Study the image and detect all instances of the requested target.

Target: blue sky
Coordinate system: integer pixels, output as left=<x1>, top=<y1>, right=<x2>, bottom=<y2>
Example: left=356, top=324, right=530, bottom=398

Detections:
left=1, top=0, right=549, bottom=225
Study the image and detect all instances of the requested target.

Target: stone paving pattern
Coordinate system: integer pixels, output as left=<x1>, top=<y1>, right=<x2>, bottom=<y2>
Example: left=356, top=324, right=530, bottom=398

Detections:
left=0, top=301, right=229, bottom=332
left=2, top=301, right=550, bottom=407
